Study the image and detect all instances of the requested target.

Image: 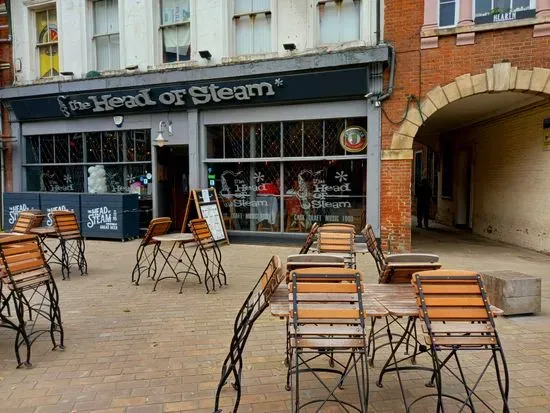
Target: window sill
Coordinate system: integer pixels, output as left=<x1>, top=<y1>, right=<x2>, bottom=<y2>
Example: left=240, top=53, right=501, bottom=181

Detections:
left=421, top=15, right=545, bottom=38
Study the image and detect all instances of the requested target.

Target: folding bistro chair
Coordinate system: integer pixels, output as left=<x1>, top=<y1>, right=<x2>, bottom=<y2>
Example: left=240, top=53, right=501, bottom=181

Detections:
left=51, top=211, right=87, bottom=280
left=4, top=211, right=45, bottom=235
left=131, top=217, right=172, bottom=285
left=0, top=234, right=64, bottom=367
left=316, top=225, right=356, bottom=268
left=410, top=270, right=509, bottom=413
left=298, top=222, right=319, bottom=254
left=288, top=267, right=370, bottom=412
left=214, top=256, right=284, bottom=413
left=188, top=218, right=227, bottom=293
left=363, top=224, right=441, bottom=283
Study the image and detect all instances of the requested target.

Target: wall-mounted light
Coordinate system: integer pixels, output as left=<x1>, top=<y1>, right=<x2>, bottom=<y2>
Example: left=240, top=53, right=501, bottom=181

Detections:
left=199, top=50, right=212, bottom=60
left=283, top=43, right=296, bottom=51
left=60, top=71, right=74, bottom=79
left=153, top=120, right=173, bottom=147
left=125, top=65, right=138, bottom=71
left=113, top=115, right=124, bottom=128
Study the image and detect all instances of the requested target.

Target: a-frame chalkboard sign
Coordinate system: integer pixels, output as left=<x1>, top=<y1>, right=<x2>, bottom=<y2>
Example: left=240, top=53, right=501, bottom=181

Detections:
left=182, top=188, right=229, bottom=244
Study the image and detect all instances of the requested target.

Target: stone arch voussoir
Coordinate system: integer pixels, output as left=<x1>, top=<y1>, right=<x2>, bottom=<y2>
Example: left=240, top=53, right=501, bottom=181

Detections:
left=389, top=62, right=550, bottom=153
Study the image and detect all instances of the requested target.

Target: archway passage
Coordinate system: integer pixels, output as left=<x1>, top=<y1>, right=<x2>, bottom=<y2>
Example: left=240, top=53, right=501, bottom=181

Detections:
left=393, top=63, right=550, bottom=254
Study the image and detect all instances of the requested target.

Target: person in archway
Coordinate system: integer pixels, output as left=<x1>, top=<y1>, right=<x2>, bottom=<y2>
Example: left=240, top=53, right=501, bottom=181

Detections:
left=416, top=178, right=432, bottom=229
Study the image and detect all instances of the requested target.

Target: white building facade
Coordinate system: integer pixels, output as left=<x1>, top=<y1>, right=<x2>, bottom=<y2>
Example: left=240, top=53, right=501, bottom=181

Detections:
left=3, top=0, right=389, bottom=240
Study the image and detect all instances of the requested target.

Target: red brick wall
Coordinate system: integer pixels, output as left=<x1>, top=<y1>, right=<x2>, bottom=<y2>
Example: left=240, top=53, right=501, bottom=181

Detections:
left=0, top=0, right=13, bottom=192
left=381, top=1, right=550, bottom=251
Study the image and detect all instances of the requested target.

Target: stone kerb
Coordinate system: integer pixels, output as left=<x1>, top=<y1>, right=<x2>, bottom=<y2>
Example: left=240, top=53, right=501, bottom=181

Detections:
left=385, top=63, right=550, bottom=158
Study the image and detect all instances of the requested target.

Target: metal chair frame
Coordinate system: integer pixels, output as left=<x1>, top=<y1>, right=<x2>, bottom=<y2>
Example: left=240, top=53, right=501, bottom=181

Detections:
left=131, top=217, right=172, bottom=285
left=50, top=211, right=87, bottom=280
left=288, top=268, right=370, bottom=412
left=213, top=256, right=283, bottom=413
left=0, top=234, right=64, bottom=367
left=298, top=222, right=319, bottom=255
left=188, top=219, right=227, bottom=293
left=409, top=271, right=510, bottom=413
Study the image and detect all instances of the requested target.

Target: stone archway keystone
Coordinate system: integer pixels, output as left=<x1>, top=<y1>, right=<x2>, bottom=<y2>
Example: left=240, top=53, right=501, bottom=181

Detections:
left=384, top=62, right=550, bottom=160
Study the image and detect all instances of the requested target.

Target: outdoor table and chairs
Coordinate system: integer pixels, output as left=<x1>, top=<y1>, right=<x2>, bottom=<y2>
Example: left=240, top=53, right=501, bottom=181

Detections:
left=150, top=231, right=201, bottom=292
left=0, top=234, right=64, bottom=368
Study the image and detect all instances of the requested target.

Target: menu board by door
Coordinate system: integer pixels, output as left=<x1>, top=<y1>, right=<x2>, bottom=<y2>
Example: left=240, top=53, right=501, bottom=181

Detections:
left=182, top=188, right=229, bottom=244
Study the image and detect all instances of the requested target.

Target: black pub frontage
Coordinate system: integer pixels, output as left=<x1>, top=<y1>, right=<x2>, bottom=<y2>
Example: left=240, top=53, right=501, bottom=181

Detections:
left=0, top=48, right=388, bottom=240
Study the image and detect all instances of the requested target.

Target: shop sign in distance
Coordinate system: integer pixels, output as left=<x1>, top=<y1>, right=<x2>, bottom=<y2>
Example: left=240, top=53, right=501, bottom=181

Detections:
left=340, top=126, right=367, bottom=153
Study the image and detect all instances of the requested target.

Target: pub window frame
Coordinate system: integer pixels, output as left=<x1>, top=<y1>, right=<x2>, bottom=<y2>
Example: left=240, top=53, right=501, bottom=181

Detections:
left=92, top=0, right=121, bottom=72
left=35, top=7, right=59, bottom=79
left=160, top=0, right=192, bottom=63
left=317, top=0, right=362, bottom=46
left=232, top=0, right=273, bottom=56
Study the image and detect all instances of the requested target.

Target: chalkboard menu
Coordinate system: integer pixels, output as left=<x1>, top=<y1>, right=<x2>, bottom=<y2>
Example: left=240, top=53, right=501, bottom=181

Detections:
left=182, top=188, right=229, bottom=244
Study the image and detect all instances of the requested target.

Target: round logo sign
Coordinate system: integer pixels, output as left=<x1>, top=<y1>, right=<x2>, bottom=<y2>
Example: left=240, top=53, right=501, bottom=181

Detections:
left=339, top=126, right=367, bottom=153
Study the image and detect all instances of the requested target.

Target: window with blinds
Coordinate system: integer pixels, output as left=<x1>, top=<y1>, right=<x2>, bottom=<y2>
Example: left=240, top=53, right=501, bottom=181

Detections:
left=93, top=0, right=120, bottom=71
left=318, top=0, right=360, bottom=45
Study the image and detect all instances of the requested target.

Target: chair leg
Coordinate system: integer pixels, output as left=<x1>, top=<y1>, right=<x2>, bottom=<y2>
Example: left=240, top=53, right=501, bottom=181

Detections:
left=132, top=244, right=146, bottom=284
left=78, top=238, right=87, bottom=275
left=13, top=295, right=32, bottom=368
left=59, top=240, right=69, bottom=280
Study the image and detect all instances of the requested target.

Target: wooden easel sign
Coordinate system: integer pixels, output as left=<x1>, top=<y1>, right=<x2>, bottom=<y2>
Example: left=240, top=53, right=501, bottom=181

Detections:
left=182, top=188, right=230, bottom=244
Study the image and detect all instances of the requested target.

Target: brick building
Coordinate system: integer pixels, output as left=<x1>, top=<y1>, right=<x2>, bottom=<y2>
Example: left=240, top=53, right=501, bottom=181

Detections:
left=0, top=0, right=13, bottom=195
left=381, top=0, right=550, bottom=254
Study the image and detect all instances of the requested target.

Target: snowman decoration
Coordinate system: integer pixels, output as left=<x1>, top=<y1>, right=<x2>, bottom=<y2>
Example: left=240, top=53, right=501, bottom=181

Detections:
left=87, top=165, right=108, bottom=193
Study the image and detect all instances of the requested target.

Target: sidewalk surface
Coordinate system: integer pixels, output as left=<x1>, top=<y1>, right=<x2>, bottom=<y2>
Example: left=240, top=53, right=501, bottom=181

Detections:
left=0, top=226, right=548, bottom=413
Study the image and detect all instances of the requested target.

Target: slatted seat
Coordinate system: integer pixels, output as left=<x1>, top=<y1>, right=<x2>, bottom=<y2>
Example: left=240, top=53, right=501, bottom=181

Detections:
left=51, top=211, right=87, bottom=279
left=131, top=217, right=172, bottom=285
left=189, top=218, right=227, bottom=293
left=410, top=269, right=510, bottom=412
left=0, top=234, right=64, bottom=367
left=287, top=268, right=369, bottom=412
left=363, top=224, right=441, bottom=283
left=214, top=256, right=283, bottom=413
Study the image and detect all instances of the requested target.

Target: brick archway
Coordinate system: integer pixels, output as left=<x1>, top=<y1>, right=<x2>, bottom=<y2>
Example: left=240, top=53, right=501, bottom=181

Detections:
left=389, top=62, right=550, bottom=151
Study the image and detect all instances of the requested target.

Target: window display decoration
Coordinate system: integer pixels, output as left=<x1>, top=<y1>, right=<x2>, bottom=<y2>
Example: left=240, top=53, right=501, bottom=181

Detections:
left=87, top=165, right=108, bottom=193
left=339, top=126, right=367, bottom=153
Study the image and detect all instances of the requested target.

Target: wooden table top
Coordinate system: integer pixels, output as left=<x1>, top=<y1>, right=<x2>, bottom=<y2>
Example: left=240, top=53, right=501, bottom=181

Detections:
left=270, top=283, right=389, bottom=319
left=270, top=282, right=503, bottom=319
left=153, top=233, right=195, bottom=243
left=30, top=227, right=57, bottom=236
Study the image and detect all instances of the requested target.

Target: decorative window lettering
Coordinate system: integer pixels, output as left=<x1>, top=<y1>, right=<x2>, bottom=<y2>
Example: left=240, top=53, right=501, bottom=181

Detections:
left=474, top=0, right=534, bottom=21
left=8, top=204, right=29, bottom=225
left=36, top=9, right=59, bottom=78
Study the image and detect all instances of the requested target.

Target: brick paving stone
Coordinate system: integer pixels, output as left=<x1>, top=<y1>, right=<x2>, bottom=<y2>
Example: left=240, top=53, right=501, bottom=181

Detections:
left=0, top=235, right=547, bottom=412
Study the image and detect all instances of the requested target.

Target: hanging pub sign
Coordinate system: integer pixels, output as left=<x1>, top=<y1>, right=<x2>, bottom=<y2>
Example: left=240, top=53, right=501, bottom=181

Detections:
left=339, top=126, right=367, bottom=153
left=8, top=67, right=370, bottom=121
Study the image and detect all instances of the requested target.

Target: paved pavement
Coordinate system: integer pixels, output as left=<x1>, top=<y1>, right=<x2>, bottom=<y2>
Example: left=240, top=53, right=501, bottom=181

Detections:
left=0, top=226, right=548, bottom=413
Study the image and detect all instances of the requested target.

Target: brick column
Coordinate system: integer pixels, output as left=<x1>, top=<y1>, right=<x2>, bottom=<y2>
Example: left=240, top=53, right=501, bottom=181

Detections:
left=421, top=0, right=438, bottom=49
left=534, top=0, right=550, bottom=37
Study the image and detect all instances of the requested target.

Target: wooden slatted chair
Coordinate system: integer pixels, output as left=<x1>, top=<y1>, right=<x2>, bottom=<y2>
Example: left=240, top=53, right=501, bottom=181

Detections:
left=288, top=267, right=369, bottom=412
left=51, top=211, right=87, bottom=280
left=131, top=217, right=172, bottom=286
left=214, top=256, right=284, bottom=413
left=410, top=269, right=509, bottom=413
left=188, top=218, right=227, bottom=293
left=286, top=254, right=345, bottom=281
left=9, top=211, right=45, bottom=235
left=363, top=224, right=441, bottom=283
left=298, top=222, right=319, bottom=254
left=0, top=234, right=64, bottom=367
left=317, top=226, right=356, bottom=268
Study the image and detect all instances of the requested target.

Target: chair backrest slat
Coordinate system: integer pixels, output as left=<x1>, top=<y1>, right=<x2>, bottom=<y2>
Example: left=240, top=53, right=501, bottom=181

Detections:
left=189, top=219, right=216, bottom=249
left=0, top=235, right=51, bottom=290
left=51, top=211, right=81, bottom=237
left=142, top=217, right=172, bottom=245
left=12, top=211, right=44, bottom=234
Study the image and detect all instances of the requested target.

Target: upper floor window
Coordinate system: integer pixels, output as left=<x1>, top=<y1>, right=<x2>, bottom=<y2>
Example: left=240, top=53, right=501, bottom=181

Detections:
left=36, top=9, right=59, bottom=78
left=439, top=0, right=458, bottom=27
left=93, top=0, right=120, bottom=71
left=475, top=0, right=534, bottom=18
left=161, top=0, right=191, bottom=62
left=233, top=0, right=271, bottom=55
left=318, top=0, right=361, bottom=45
